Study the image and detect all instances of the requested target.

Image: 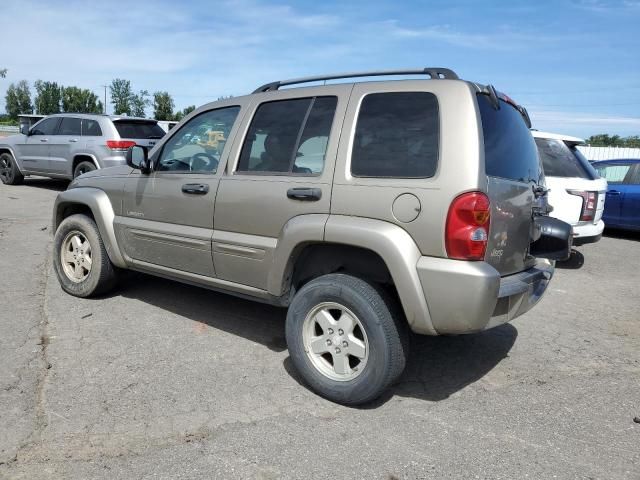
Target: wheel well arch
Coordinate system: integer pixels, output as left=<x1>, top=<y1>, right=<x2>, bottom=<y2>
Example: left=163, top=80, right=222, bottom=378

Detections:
left=72, top=155, right=98, bottom=172
left=288, top=242, right=396, bottom=296
left=54, top=202, right=95, bottom=230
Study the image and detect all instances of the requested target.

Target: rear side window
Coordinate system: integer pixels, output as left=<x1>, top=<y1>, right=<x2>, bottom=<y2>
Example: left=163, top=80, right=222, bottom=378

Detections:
left=478, top=95, right=540, bottom=183
left=237, top=96, right=337, bottom=174
left=351, top=92, right=439, bottom=178
left=594, top=164, right=632, bottom=184
left=58, top=117, right=81, bottom=136
left=535, top=138, right=596, bottom=179
left=113, top=121, right=165, bottom=139
left=82, top=119, right=102, bottom=136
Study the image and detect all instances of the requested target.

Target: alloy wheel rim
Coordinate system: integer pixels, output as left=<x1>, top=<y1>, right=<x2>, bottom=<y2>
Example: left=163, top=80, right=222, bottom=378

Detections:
left=60, top=231, right=93, bottom=283
left=302, top=302, right=368, bottom=382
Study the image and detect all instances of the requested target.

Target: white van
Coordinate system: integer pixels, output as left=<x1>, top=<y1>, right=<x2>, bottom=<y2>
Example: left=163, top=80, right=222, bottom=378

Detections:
left=532, top=130, right=607, bottom=245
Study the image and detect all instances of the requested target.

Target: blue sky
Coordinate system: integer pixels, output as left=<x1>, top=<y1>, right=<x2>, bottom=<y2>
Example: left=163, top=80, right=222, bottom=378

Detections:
left=1, top=0, right=639, bottom=137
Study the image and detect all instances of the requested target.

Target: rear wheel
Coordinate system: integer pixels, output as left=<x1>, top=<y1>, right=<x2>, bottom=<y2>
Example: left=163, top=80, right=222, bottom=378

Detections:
left=53, top=214, right=118, bottom=297
left=73, top=161, right=96, bottom=178
left=286, top=273, right=408, bottom=405
left=0, top=152, right=24, bottom=185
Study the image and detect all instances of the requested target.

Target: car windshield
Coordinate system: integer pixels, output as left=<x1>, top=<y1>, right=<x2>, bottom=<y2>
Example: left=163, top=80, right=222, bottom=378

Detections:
left=535, top=138, right=598, bottom=180
left=113, top=120, right=165, bottom=139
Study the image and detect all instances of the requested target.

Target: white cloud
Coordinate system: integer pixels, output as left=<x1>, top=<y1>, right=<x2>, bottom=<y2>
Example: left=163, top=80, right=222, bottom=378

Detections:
left=530, top=109, right=640, bottom=136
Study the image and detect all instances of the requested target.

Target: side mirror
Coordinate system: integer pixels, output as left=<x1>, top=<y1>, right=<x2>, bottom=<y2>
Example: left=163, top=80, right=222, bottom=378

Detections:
left=126, top=145, right=151, bottom=174
left=20, top=125, right=30, bottom=135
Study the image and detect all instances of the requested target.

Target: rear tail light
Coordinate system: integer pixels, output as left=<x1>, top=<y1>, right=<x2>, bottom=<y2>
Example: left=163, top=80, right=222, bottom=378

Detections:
left=106, top=140, right=136, bottom=150
left=567, top=190, right=598, bottom=222
left=445, top=192, right=491, bottom=260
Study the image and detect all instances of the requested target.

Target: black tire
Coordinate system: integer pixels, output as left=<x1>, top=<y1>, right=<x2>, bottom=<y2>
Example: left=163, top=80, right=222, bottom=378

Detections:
left=73, top=161, right=96, bottom=179
left=53, top=214, right=118, bottom=298
left=0, top=152, right=24, bottom=185
left=286, top=273, right=408, bottom=406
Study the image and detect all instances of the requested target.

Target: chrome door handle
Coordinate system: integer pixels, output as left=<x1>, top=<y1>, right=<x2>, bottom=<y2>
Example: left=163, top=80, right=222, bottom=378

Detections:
left=182, top=183, right=209, bottom=195
left=69, top=139, right=78, bottom=143
left=40, top=138, right=48, bottom=142
left=606, top=190, right=621, bottom=196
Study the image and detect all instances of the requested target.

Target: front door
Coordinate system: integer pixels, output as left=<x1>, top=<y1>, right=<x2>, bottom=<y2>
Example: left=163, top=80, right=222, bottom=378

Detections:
left=18, top=117, right=61, bottom=173
left=213, top=86, right=349, bottom=290
left=116, top=104, right=243, bottom=277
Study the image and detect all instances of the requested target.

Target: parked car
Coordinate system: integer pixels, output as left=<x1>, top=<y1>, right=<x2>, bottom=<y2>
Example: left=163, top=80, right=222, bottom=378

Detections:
left=50, top=68, right=571, bottom=405
left=591, top=159, right=640, bottom=231
left=0, top=114, right=166, bottom=184
left=532, top=130, right=607, bottom=245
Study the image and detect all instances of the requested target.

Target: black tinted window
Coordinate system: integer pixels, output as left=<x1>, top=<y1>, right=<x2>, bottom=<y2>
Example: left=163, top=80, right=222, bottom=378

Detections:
left=82, top=119, right=102, bottom=136
left=535, top=138, right=595, bottom=179
left=351, top=92, right=439, bottom=178
left=58, top=117, right=81, bottom=136
left=478, top=95, right=540, bottom=183
left=113, top=121, right=165, bottom=139
left=30, top=117, right=59, bottom=135
left=238, top=97, right=337, bottom=174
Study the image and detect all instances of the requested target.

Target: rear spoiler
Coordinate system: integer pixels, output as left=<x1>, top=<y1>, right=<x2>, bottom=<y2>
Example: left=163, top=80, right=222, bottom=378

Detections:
left=481, top=84, right=532, bottom=129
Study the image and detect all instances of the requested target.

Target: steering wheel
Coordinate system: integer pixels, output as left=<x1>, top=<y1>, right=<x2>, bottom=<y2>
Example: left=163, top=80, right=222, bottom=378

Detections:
left=191, top=152, right=219, bottom=171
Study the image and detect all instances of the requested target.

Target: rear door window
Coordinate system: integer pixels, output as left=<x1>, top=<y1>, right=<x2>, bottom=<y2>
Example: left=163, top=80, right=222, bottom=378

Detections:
left=478, top=94, right=540, bottom=183
left=113, top=121, right=165, bottom=139
left=237, top=96, right=337, bottom=175
left=58, top=117, right=82, bottom=136
left=535, top=138, right=595, bottom=179
left=594, top=163, right=633, bottom=184
left=351, top=92, right=439, bottom=178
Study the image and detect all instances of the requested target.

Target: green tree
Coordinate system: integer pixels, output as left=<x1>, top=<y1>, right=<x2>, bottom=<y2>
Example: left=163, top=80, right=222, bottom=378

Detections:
left=153, top=91, right=174, bottom=120
left=131, top=89, right=150, bottom=118
left=110, top=78, right=133, bottom=115
left=62, top=86, right=103, bottom=113
left=0, top=68, right=7, bottom=78
left=34, top=80, right=62, bottom=115
left=5, top=80, right=33, bottom=119
left=174, top=105, right=196, bottom=121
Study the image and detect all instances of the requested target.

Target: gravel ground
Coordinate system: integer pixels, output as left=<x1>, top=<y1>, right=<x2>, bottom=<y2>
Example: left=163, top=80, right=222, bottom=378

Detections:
left=1, top=178, right=639, bottom=479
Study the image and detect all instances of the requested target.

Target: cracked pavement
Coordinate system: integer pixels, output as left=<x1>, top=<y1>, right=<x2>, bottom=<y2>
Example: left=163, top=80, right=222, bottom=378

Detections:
left=1, top=178, right=639, bottom=479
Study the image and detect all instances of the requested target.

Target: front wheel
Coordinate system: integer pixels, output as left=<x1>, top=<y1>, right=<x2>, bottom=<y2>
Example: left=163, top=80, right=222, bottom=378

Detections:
left=286, top=273, right=408, bottom=405
left=53, top=214, right=118, bottom=297
left=0, top=152, right=24, bottom=185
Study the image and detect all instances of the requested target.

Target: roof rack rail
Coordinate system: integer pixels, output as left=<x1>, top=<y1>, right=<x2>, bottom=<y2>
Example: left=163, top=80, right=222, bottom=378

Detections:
left=252, top=67, right=459, bottom=93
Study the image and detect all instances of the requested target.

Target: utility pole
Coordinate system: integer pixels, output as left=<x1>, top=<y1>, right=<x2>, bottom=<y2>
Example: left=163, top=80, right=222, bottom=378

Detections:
left=101, top=85, right=108, bottom=114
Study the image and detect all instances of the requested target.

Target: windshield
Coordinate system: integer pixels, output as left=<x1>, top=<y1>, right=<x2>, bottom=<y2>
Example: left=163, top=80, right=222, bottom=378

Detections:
left=535, top=138, right=598, bottom=180
left=113, top=120, right=166, bottom=139
left=477, top=94, right=541, bottom=183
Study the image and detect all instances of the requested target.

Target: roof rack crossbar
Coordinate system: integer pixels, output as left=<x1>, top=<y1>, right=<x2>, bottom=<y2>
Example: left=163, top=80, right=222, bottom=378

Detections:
left=252, top=67, right=459, bottom=93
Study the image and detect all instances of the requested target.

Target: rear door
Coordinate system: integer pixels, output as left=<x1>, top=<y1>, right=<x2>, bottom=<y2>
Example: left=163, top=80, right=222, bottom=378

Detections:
left=619, top=164, right=640, bottom=227
left=477, top=94, right=542, bottom=275
left=213, top=86, right=348, bottom=290
left=595, top=162, right=635, bottom=226
left=49, top=116, right=82, bottom=175
left=112, top=119, right=165, bottom=149
left=18, top=117, right=61, bottom=173
left=117, top=103, right=243, bottom=277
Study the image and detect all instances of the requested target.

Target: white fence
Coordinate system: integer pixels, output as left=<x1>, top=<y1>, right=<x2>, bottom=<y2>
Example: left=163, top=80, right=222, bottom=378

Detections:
left=0, top=125, right=19, bottom=133
left=577, top=146, right=640, bottom=161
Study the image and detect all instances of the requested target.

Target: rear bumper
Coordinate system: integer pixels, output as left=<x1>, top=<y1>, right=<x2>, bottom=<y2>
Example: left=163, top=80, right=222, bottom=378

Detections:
left=572, top=219, right=604, bottom=246
left=417, top=257, right=554, bottom=334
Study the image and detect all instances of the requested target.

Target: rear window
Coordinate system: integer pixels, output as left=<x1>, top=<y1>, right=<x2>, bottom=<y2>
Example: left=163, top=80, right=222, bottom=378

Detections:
left=82, top=119, right=102, bottom=136
left=535, top=138, right=597, bottom=180
left=478, top=94, right=540, bottom=183
left=113, top=121, right=165, bottom=139
left=351, top=92, right=439, bottom=178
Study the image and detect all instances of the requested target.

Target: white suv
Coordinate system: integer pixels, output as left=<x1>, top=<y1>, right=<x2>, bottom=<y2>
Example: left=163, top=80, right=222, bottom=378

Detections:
left=532, top=130, right=607, bottom=245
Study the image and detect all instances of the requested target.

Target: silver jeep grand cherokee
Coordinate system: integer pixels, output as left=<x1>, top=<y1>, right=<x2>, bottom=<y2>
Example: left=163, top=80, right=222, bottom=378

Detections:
left=0, top=114, right=164, bottom=183
left=50, top=68, right=571, bottom=405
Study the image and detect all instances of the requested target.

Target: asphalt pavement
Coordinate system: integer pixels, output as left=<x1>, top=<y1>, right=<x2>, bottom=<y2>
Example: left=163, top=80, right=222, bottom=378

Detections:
left=1, top=178, right=639, bottom=479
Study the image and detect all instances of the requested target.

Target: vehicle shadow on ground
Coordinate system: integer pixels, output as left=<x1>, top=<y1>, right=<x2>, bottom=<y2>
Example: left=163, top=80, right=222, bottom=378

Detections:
left=115, top=272, right=517, bottom=405
left=21, top=177, right=69, bottom=192
left=604, top=228, right=640, bottom=241
left=556, top=249, right=585, bottom=270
